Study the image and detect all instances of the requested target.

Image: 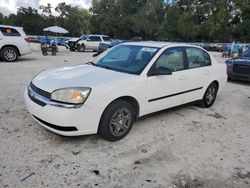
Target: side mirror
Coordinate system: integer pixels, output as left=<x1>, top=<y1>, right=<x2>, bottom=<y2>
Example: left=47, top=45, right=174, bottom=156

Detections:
left=86, top=39, right=91, bottom=41
left=150, top=66, right=172, bottom=76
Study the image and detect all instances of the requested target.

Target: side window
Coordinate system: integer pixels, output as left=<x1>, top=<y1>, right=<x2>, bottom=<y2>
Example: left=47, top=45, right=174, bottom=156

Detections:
left=186, top=48, right=211, bottom=69
left=88, top=36, right=101, bottom=42
left=155, top=48, right=185, bottom=72
left=102, top=37, right=110, bottom=42
left=0, top=27, right=21, bottom=36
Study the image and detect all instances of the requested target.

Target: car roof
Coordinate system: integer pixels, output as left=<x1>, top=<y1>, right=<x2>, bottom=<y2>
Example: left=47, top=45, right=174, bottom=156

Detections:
left=0, top=25, right=23, bottom=30
left=123, top=41, right=201, bottom=49
left=88, top=34, right=109, bottom=37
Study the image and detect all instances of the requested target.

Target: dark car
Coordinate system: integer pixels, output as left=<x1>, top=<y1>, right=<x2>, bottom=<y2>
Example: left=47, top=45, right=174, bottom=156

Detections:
left=97, top=40, right=123, bottom=54
left=97, top=37, right=142, bottom=54
left=226, top=49, right=250, bottom=81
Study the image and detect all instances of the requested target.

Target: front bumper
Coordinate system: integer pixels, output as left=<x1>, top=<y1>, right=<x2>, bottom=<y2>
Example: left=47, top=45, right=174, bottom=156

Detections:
left=24, top=88, right=102, bottom=136
left=227, top=68, right=250, bottom=81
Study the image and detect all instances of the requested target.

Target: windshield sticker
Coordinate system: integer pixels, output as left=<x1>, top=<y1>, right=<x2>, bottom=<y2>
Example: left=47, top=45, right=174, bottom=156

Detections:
left=141, top=47, right=158, bottom=52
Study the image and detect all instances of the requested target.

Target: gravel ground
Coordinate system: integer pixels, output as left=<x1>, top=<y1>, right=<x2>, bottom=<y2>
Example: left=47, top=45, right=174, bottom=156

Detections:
left=0, top=43, right=250, bottom=188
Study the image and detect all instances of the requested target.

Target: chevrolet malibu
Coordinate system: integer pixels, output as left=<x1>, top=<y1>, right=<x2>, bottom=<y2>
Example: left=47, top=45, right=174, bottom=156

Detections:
left=25, top=42, right=226, bottom=141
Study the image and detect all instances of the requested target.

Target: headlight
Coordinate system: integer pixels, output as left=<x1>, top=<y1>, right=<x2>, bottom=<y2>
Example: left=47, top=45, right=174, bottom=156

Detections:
left=51, top=88, right=91, bottom=104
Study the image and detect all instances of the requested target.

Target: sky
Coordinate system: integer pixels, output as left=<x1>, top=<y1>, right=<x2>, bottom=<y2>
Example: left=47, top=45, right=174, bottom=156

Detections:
left=0, top=0, right=92, bottom=15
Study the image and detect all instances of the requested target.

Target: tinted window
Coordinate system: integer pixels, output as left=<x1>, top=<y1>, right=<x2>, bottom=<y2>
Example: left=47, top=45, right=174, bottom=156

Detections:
left=102, top=37, right=111, bottom=41
left=93, top=45, right=159, bottom=75
left=155, top=48, right=184, bottom=72
left=241, top=50, right=250, bottom=57
left=88, top=36, right=101, bottom=41
left=0, top=27, right=21, bottom=36
left=186, top=48, right=211, bottom=69
left=80, top=35, right=88, bottom=40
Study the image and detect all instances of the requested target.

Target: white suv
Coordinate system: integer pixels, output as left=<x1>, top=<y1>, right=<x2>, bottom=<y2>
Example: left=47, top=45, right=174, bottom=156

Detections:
left=0, top=25, right=32, bottom=62
left=77, top=35, right=111, bottom=52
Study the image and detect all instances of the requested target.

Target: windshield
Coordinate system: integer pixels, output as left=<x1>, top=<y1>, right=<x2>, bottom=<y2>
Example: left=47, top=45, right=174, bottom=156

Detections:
left=80, top=35, right=88, bottom=40
left=241, top=49, right=250, bottom=58
left=92, top=45, right=159, bottom=75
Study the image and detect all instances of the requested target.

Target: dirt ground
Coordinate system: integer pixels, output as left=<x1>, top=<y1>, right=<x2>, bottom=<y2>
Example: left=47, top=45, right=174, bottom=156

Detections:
left=0, top=43, right=250, bottom=188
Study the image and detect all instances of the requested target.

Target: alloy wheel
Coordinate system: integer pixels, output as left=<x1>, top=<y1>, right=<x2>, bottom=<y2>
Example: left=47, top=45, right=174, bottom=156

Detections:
left=205, top=85, right=217, bottom=106
left=109, top=108, right=132, bottom=137
left=4, top=49, right=17, bottom=61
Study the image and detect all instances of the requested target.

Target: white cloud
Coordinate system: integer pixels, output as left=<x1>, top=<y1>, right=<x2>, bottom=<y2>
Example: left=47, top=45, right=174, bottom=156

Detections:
left=0, top=0, right=92, bottom=15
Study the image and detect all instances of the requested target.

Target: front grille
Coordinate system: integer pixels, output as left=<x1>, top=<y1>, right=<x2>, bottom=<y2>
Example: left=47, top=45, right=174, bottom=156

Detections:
left=233, top=64, right=250, bottom=75
left=28, top=92, right=46, bottom=107
left=33, top=116, right=78, bottom=132
left=30, top=82, right=51, bottom=98
left=68, top=41, right=76, bottom=47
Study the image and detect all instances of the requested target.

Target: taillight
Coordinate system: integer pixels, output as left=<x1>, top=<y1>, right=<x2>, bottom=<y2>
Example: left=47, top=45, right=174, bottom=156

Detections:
left=24, top=38, right=30, bottom=43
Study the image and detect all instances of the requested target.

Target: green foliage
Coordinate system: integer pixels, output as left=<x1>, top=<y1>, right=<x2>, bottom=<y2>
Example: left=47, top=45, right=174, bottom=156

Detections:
left=0, top=0, right=249, bottom=42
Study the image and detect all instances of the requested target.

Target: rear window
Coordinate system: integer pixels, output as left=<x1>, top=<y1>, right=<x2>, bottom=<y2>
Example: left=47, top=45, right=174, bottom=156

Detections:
left=0, top=27, right=21, bottom=36
left=102, top=37, right=111, bottom=41
left=186, top=47, right=211, bottom=69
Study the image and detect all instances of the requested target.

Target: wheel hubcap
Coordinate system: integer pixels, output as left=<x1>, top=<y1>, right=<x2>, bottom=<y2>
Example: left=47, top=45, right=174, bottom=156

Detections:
left=206, top=86, right=216, bottom=105
left=4, top=49, right=17, bottom=61
left=110, top=108, right=132, bottom=137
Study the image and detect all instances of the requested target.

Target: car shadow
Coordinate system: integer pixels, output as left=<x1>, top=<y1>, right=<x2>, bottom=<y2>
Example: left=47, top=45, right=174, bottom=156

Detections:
left=53, top=102, right=200, bottom=143
left=227, top=79, right=250, bottom=86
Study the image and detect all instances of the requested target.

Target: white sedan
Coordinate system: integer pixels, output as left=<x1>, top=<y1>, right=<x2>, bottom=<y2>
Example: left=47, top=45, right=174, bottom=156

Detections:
left=24, top=42, right=226, bottom=141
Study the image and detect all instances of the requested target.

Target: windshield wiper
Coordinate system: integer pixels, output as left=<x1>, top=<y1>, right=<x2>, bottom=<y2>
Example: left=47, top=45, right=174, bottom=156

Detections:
left=86, top=61, right=95, bottom=65
left=97, top=65, right=113, bottom=70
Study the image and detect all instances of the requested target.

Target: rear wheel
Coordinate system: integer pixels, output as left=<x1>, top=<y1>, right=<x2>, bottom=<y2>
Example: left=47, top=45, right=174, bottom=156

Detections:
left=98, top=100, right=135, bottom=141
left=199, top=82, right=218, bottom=108
left=1, top=47, right=18, bottom=62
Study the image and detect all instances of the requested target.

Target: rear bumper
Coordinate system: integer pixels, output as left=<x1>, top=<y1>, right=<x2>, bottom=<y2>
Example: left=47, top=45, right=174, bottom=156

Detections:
left=20, top=45, right=32, bottom=56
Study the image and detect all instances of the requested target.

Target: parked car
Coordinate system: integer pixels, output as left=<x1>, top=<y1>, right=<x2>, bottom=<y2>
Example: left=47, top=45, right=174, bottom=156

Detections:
left=0, top=25, right=32, bottom=62
left=77, top=35, right=111, bottom=52
left=226, top=49, right=250, bottom=81
left=65, top=35, right=88, bottom=51
left=97, top=37, right=142, bottom=54
left=97, top=40, right=123, bottom=54
left=25, top=42, right=226, bottom=141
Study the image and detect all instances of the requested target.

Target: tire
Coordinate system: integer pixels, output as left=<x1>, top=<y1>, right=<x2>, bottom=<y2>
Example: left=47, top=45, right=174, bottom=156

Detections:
left=77, top=45, right=85, bottom=52
left=1, top=47, right=18, bottom=62
left=69, top=47, right=75, bottom=51
left=199, top=82, right=218, bottom=108
left=98, top=100, right=135, bottom=141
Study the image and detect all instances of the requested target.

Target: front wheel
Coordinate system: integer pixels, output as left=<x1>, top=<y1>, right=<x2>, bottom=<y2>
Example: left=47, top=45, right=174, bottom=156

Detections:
left=98, top=100, right=135, bottom=141
left=77, top=45, right=85, bottom=52
left=1, top=47, right=18, bottom=62
left=199, top=82, right=218, bottom=108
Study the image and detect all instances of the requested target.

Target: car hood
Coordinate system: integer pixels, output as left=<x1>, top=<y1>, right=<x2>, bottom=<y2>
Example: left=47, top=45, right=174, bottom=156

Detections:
left=32, top=64, right=135, bottom=93
left=229, top=57, right=250, bottom=65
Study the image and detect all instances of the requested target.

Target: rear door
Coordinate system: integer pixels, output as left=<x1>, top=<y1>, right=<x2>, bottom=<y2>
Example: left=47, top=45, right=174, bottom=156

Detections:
left=0, top=27, right=21, bottom=47
left=183, top=47, right=212, bottom=103
left=85, top=36, right=102, bottom=50
left=146, top=47, right=189, bottom=113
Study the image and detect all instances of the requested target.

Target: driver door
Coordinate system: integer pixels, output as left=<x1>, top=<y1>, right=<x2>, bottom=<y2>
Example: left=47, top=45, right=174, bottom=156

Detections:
left=146, top=47, right=189, bottom=113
